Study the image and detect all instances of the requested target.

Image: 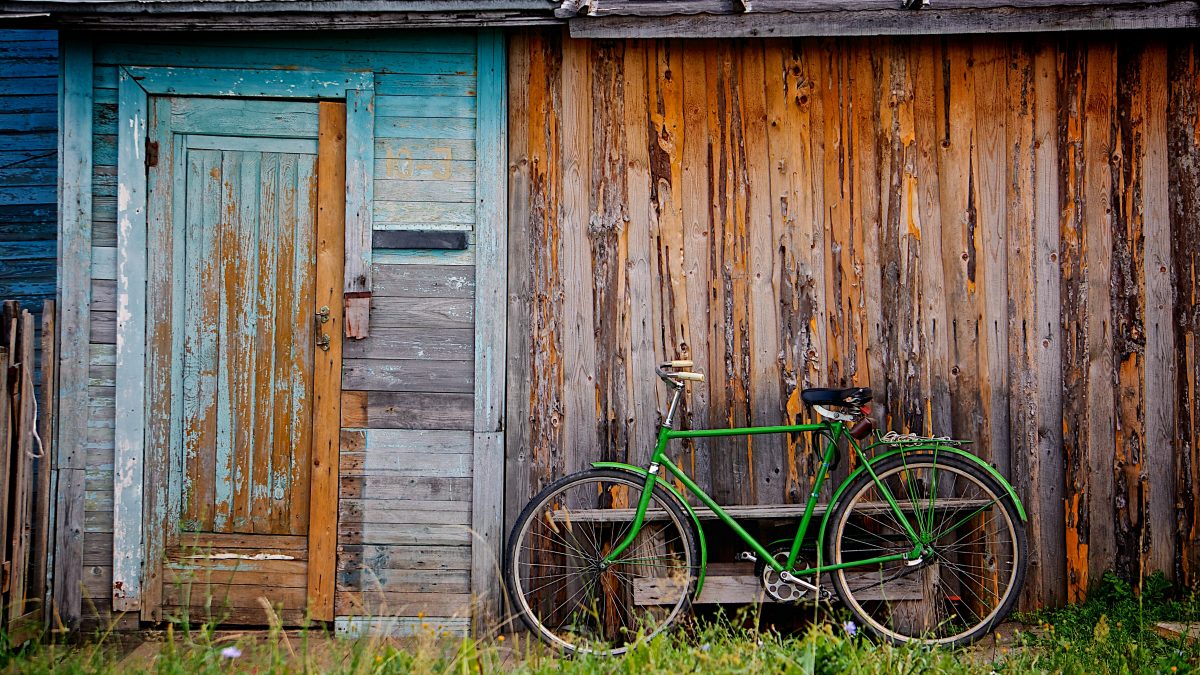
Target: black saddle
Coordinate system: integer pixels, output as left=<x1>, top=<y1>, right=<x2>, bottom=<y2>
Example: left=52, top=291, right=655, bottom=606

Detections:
left=800, top=387, right=873, bottom=408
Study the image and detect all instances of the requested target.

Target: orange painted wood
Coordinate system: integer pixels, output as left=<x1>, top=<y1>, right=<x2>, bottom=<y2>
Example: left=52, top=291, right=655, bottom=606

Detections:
left=308, top=100, right=347, bottom=622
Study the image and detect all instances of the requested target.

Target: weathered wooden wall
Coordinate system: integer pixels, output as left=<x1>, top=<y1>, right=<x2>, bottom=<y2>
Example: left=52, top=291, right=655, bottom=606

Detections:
left=505, top=29, right=1200, bottom=609
left=0, top=30, right=56, bottom=324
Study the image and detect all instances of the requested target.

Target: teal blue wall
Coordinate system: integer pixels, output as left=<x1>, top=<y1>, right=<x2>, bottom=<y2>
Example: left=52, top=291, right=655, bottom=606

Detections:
left=0, top=30, right=57, bottom=315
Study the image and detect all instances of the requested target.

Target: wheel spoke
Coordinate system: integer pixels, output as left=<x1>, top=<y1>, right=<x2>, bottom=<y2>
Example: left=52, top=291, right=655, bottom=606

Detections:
left=508, top=471, right=695, bottom=655
left=831, top=457, right=1023, bottom=646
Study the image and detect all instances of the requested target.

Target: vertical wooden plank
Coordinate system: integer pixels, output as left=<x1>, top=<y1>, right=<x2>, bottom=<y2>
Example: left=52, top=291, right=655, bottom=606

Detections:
left=1111, top=41, right=1149, bottom=583
left=251, top=152, right=279, bottom=534
left=1140, top=43, right=1174, bottom=578
left=622, top=41, right=658, bottom=469
left=853, top=42, right=885, bottom=434
left=937, top=41, right=981, bottom=475
left=472, top=29, right=508, bottom=627
left=53, top=36, right=92, bottom=632
left=503, top=30, right=533, bottom=535
left=1167, top=40, right=1200, bottom=587
left=516, top=30, right=566, bottom=521
left=972, top=39, right=1011, bottom=474
left=879, top=40, right=925, bottom=435
left=33, top=301, right=57, bottom=614
left=589, top=39, right=630, bottom=469
left=309, top=101, right=346, bottom=622
left=1060, top=37, right=1091, bottom=602
left=0, top=336, right=9, bottom=605
left=766, top=41, right=806, bottom=501
left=1083, top=40, right=1117, bottom=590
left=344, top=86, right=375, bottom=338
left=214, top=150, right=244, bottom=533
left=1005, top=39, right=1041, bottom=608
left=742, top=42, right=785, bottom=505
left=140, top=95, right=177, bottom=621
left=233, top=152, right=264, bottom=533
left=266, top=153, right=296, bottom=534
left=182, top=149, right=223, bottom=533
left=677, top=41, right=714, bottom=495
left=10, top=311, right=36, bottom=622
left=112, top=66, right=148, bottom=612
left=560, top=32, right=597, bottom=478
left=706, top=43, right=753, bottom=505
left=912, top=40, right=951, bottom=438
left=285, top=152, right=317, bottom=537
left=1032, top=41, right=1066, bottom=607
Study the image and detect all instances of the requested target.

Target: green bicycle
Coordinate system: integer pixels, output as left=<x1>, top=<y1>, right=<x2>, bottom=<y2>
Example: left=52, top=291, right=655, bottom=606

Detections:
left=504, top=360, right=1028, bottom=654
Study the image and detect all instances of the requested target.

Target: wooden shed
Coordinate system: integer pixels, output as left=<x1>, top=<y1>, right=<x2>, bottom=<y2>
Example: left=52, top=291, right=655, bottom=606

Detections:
left=1, top=0, right=1200, bottom=634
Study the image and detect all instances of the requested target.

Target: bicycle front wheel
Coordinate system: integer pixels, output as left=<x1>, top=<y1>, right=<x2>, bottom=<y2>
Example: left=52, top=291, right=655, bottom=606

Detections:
left=504, top=468, right=699, bottom=655
left=827, top=453, right=1027, bottom=647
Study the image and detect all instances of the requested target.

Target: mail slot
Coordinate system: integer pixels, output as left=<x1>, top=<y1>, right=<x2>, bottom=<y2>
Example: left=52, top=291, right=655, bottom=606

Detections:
left=372, top=230, right=469, bottom=250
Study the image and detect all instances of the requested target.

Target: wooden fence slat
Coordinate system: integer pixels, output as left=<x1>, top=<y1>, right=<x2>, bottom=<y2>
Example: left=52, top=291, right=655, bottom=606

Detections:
left=1140, top=43, right=1174, bottom=579
left=1032, top=42, right=1066, bottom=607
left=9, top=311, right=36, bottom=622
left=0, top=303, right=16, bottom=604
left=32, top=301, right=56, bottom=615
left=560, top=33, right=597, bottom=478
left=1082, top=40, right=1118, bottom=592
left=0, top=343, right=8, bottom=602
left=1168, top=41, right=1200, bottom=586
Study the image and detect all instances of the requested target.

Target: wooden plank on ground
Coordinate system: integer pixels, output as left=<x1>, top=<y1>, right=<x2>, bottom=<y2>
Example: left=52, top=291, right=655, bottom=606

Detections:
left=1154, top=622, right=1199, bottom=644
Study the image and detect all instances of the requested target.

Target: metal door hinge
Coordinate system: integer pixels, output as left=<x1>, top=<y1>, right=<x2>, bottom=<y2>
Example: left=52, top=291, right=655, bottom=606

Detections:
left=146, top=140, right=159, bottom=168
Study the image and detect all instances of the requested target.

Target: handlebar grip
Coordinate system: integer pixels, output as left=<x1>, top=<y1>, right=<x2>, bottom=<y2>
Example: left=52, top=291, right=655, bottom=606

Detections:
left=674, top=372, right=705, bottom=382
left=661, top=360, right=694, bottom=368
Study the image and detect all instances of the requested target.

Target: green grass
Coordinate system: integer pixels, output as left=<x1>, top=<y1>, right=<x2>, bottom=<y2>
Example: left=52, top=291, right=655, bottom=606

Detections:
left=998, top=572, right=1200, bottom=675
left=0, top=575, right=1196, bottom=674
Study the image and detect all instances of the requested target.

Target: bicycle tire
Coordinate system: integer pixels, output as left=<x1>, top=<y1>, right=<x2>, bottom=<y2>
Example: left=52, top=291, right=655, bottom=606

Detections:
left=504, top=468, right=699, bottom=655
left=826, top=452, right=1027, bottom=647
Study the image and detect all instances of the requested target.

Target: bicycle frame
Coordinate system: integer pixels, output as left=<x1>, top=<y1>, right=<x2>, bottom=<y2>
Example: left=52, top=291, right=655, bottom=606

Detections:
left=602, top=417, right=924, bottom=577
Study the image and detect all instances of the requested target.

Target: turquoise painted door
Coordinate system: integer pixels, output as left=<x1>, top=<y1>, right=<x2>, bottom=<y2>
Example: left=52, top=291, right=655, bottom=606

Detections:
left=146, top=97, right=324, bottom=622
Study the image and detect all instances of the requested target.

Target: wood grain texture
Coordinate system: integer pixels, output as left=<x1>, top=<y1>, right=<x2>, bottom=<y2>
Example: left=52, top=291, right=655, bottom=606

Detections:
left=53, top=36, right=92, bottom=632
left=309, top=101, right=348, bottom=622
left=470, top=30, right=507, bottom=630
left=505, top=31, right=1200, bottom=609
left=1168, top=41, right=1200, bottom=587
left=111, top=66, right=147, bottom=613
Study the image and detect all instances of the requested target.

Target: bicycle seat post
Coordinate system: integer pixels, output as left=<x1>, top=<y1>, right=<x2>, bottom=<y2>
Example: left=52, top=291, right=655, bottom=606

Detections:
left=663, top=382, right=684, bottom=429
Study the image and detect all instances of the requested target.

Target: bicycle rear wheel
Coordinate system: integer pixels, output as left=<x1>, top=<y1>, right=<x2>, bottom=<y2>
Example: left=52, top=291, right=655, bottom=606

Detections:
left=827, top=453, right=1026, bottom=647
left=504, top=469, right=698, bottom=655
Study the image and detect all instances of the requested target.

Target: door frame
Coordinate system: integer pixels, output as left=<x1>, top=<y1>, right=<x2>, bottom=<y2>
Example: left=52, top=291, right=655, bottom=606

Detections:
left=111, top=66, right=373, bottom=621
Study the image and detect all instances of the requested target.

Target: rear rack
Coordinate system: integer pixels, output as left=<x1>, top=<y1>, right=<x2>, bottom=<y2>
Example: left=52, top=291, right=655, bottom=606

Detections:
left=874, top=431, right=969, bottom=446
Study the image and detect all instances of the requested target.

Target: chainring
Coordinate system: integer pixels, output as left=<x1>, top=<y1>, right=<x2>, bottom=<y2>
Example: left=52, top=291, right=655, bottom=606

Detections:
left=755, top=546, right=813, bottom=603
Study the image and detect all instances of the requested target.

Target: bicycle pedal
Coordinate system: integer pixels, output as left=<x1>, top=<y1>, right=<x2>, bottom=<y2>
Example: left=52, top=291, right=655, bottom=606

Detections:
left=736, top=551, right=758, bottom=563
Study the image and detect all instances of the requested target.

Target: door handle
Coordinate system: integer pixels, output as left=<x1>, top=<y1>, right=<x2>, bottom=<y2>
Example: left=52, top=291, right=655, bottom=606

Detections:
left=316, top=305, right=331, bottom=351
